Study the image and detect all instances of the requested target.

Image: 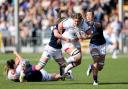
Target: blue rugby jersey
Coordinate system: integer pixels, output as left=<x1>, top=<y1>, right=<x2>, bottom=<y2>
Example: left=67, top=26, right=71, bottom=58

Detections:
left=49, top=24, right=62, bottom=49
left=88, top=22, right=106, bottom=45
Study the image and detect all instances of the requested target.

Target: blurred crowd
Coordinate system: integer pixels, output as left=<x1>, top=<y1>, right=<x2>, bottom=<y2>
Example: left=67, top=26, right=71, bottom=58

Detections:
left=0, top=0, right=128, bottom=55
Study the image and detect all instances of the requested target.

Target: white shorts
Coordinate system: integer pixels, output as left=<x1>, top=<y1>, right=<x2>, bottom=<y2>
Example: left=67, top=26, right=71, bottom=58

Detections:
left=62, top=42, right=81, bottom=51
left=40, top=69, right=52, bottom=81
left=41, top=44, right=63, bottom=59
left=89, top=43, right=106, bottom=56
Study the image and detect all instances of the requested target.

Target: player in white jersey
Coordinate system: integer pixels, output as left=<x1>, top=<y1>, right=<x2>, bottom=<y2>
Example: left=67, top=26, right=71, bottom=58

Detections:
left=4, top=51, right=62, bottom=82
left=4, top=51, right=31, bottom=81
left=57, top=13, right=89, bottom=75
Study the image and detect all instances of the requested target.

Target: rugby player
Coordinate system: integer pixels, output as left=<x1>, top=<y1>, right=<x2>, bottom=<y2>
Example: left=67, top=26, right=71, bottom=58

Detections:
left=85, top=9, right=106, bottom=85
left=33, top=10, right=68, bottom=78
left=57, top=13, right=89, bottom=76
left=4, top=51, right=62, bottom=82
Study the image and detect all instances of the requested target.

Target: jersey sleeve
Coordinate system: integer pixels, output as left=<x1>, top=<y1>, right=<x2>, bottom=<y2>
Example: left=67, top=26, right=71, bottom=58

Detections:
left=51, top=25, right=58, bottom=31
left=61, top=18, right=74, bottom=29
left=83, top=21, right=90, bottom=32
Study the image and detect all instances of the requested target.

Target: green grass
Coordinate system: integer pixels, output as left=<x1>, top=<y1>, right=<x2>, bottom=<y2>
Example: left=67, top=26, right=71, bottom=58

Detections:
left=0, top=53, right=128, bottom=89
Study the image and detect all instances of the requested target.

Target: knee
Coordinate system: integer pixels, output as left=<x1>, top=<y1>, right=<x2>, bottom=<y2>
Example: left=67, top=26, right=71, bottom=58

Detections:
left=56, top=59, right=66, bottom=67
left=60, top=60, right=66, bottom=67
left=75, top=61, right=81, bottom=66
left=71, top=62, right=80, bottom=67
left=76, top=62, right=81, bottom=66
left=58, top=62, right=66, bottom=67
left=98, top=64, right=104, bottom=71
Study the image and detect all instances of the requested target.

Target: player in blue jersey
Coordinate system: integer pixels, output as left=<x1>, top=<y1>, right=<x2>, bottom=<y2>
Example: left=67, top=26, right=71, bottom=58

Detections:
left=34, top=24, right=67, bottom=76
left=85, top=9, right=106, bottom=85
left=33, top=10, right=70, bottom=79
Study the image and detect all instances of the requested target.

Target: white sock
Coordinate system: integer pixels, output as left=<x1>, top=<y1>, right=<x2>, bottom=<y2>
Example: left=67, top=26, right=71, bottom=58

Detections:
left=112, top=49, right=117, bottom=57
left=64, top=63, right=74, bottom=74
left=66, top=56, right=76, bottom=63
left=68, top=70, right=72, bottom=73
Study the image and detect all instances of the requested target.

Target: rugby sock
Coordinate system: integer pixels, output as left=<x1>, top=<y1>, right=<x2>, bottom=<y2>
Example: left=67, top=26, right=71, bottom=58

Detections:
left=93, top=75, right=98, bottom=83
left=60, top=66, right=65, bottom=76
left=88, top=64, right=93, bottom=74
left=112, top=49, right=117, bottom=58
left=64, top=63, right=74, bottom=74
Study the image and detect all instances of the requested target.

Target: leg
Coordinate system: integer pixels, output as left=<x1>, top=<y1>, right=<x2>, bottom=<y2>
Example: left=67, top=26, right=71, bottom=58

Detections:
left=90, top=48, right=100, bottom=85
left=35, top=57, right=49, bottom=71
left=55, top=57, right=66, bottom=76
left=64, top=48, right=82, bottom=74
left=50, top=73, right=62, bottom=81
left=64, top=55, right=81, bottom=74
left=40, top=69, right=62, bottom=81
left=97, top=55, right=105, bottom=71
left=35, top=45, right=52, bottom=71
left=86, top=64, right=93, bottom=76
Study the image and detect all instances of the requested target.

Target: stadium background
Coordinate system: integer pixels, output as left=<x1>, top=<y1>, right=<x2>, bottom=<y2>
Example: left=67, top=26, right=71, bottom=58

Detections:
left=0, top=0, right=128, bottom=53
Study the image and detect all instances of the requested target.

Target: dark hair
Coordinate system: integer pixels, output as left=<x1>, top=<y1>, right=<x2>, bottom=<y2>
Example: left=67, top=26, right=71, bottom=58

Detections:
left=124, top=17, right=128, bottom=22
left=56, top=8, right=67, bottom=24
left=86, top=9, right=94, bottom=16
left=71, top=13, right=83, bottom=20
left=4, top=59, right=15, bottom=76
left=6, top=59, right=15, bottom=69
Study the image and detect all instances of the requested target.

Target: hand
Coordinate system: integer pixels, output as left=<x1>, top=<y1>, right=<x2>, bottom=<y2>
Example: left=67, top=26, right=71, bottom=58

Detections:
left=64, top=38, right=71, bottom=42
left=57, top=39, right=61, bottom=44
left=87, top=21, right=94, bottom=26
left=13, top=50, right=17, bottom=55
left=61, top=36, right=70, bottom=42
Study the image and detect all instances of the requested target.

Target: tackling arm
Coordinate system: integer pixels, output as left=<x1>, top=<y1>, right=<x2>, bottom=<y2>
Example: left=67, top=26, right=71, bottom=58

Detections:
left=13, top=51, right=23, bottom=66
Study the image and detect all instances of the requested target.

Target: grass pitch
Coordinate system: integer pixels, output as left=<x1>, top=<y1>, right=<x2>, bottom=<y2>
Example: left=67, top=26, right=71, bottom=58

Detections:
left=0, top=53, right=128, bottom=89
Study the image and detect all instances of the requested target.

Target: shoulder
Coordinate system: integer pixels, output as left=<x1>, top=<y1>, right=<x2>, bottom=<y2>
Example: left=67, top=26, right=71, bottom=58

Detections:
left=51, top=25, right=58, bottom=31
left=94, top=21, right=102, bottom=28
left=59, top=18, right=74, bottom=29
left=82, top=20, right=89, bottom=27
left=8, top=69, right=16, bottom=80
left=61, top=18, right=72, bottom=23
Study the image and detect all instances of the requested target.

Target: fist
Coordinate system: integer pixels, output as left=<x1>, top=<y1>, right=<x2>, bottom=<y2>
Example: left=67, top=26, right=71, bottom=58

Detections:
left=85, top=29, right=93, bottom=35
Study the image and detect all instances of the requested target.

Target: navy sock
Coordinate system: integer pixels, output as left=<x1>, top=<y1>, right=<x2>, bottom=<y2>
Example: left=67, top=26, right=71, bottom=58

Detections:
left=93, top=75, right=98, bottom=82
left=60, top=66, right=65, bottom=76
left=91, top=64, right=93, bottom=70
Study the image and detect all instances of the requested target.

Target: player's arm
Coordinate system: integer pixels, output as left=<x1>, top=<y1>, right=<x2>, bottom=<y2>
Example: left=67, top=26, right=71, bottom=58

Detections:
left=77, top=28, right=93, bottom=40
left=94, top=22, right=102, bottom=28
left=84, top=27, right=93, bottom=39
left=52, top=25, right=68, bottom=41
left=57, top=22, right=71, bottom=42
left=87, top=20, right=101, bottom=29
left=13, top=50, right=23, bottom=66
left=78, top=21, right=93, bottom=40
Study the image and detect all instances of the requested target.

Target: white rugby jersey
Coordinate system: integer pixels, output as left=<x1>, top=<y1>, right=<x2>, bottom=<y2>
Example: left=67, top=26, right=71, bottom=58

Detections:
left=7, top=69, right=17, bottom=80
left=7, top=60, right=28, bottom=80
left=61, top=18, right=89, bottom=32
left=61, top=18, right=89, bottom=50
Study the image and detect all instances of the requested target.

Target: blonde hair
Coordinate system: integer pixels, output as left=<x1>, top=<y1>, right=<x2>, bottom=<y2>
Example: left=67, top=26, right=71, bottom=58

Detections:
left=71, top=13, right=83, bottom=20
